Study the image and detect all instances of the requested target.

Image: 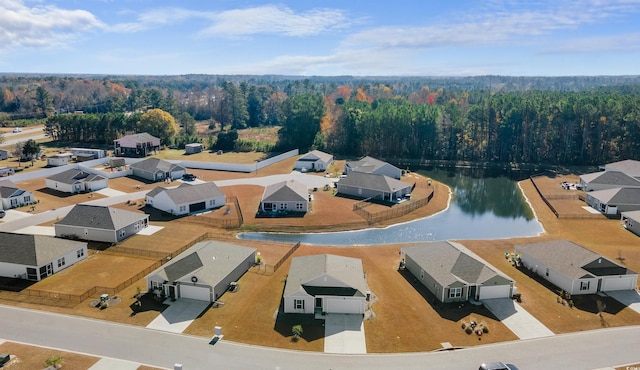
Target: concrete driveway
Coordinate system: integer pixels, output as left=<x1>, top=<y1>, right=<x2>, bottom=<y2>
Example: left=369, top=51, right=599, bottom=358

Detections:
left=323, top=314, right=367, bottom=354
left=482, top=298, right=554, bottom=339
left=606, top=290, right=640, bottom=315
left=146, top=299, right=209, bottom=334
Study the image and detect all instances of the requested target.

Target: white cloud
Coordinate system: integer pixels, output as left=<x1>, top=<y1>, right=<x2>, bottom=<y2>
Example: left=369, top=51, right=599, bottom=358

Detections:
left=542, top=32, right=640, bottom=53
left=0, top=0, right=104, bottom=50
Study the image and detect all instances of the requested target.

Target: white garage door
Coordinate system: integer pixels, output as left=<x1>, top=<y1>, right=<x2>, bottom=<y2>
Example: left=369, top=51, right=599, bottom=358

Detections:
left=326, top=297, right=364, bottom=314
left=602, top=277, right=637, bottom=291
left=180, top=284, right=211, bottom=301
left=479, top=285, right=511, bottom=300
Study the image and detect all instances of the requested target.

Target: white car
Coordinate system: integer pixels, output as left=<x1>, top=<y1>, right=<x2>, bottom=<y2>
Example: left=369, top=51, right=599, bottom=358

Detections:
left=12, top=127, right=22, bottom=133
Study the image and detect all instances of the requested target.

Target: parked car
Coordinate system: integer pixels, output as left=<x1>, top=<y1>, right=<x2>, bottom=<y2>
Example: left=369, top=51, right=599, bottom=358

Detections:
left=182, top=173, right=197, bottom=181
left=479, top=362, right=518, bottom=370
left=12, top=127, right=22, bottom=133
left=0, top=210, right=5, bottom=219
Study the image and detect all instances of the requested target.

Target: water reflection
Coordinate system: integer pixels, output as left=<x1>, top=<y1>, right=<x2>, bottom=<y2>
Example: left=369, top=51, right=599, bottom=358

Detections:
left=237, top=167, right=543, bottom=246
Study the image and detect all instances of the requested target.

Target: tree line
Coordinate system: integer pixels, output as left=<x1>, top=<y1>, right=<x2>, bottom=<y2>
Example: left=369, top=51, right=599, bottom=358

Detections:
left=3, top=74, right=639, bottom=166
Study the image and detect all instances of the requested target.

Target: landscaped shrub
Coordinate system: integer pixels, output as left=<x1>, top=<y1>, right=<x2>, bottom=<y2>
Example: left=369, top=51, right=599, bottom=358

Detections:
left=482, top=326, right=489, bottom=333
left=465, top=327, right=473, bottom=334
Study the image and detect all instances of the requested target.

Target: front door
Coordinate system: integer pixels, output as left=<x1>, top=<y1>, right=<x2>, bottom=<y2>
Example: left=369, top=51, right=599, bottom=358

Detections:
left=315, top=297, right=322, bottom=309
left=469, top=285, right=477, bottom=300
left=168, top=285, right=176, bottom=299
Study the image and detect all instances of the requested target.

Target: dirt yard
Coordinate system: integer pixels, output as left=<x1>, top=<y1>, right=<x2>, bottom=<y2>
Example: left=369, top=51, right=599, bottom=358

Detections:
left=0, top=341, right=99, bottom=370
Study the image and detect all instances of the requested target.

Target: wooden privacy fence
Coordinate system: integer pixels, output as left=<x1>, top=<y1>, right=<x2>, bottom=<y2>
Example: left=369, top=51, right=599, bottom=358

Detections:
left=273, top=242, right=301, bottom=272
left=353, top=189, right=434, bottom=225
left=176, top=196, right=243, bottom=229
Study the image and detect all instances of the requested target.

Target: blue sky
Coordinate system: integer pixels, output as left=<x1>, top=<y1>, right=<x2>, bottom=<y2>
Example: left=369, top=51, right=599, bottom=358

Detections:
left=1, top=0, right=640, bottom=76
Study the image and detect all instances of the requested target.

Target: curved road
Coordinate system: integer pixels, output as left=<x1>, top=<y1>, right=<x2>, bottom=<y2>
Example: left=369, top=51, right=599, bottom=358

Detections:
left=1, top=305, right=638, bottom=369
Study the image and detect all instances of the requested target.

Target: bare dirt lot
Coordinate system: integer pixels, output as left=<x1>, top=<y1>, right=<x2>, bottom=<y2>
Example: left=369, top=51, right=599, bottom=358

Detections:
left=0, top=341, right=99, bottom=370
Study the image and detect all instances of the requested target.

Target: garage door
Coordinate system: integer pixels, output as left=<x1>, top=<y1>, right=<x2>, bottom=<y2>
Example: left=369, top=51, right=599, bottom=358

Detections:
left=602, top=277, right=636, bottom=291
left=180, top=284, right=211, bottom=301
left=479, top=285, right=511, bottom=300
left=326, top=297, right=364, bottom=314
left=189, top=202, right=206, bottom=213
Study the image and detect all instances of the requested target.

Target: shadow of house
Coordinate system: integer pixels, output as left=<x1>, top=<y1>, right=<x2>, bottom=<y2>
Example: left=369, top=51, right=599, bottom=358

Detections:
left=273, top=311, right=325, bottom=342
left=129, top=292, right=170, bottom=315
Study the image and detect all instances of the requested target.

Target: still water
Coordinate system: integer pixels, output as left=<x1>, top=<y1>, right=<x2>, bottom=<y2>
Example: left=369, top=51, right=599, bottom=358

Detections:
left=237, top=168, right=544, bottom=246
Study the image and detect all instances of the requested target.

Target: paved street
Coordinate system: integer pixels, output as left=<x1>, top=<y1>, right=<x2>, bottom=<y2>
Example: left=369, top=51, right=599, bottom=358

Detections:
left=1, top=305, right=640, bottom=370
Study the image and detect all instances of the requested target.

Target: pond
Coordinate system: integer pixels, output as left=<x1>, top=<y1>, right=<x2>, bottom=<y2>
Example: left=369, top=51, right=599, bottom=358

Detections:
left=237, top=167, right=544, bottom=246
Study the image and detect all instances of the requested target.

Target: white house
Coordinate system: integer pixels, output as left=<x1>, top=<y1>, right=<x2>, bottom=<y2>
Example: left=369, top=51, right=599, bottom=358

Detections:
left=283, top=254, right=369, bottom=315
left=55, top=204, right=149, bottom=243
left=515, top=240, right=638, bottom=295
left=337, top=172, right=412, bottom=201
left=0, top=232, right=87, bottom=281
left=294, top=150, right=334, bottom=172
left=344, top=156, right=402, bottom=179
left=70, top=148, right=106, bottom=159
left=46, top=152, right=73, bottom=167
left=259, top=180, right=308, bottom=214
left=45, top=169, right=108, bottom=194
left=146, top=182, right=226, bottom=215
left=185, top=143, right=203, bottom=154
left=0, top=179, right=35, bottom=210
left=621, top=210, right=640, bottom=238
left=145, top=240, right=256, bottom=302
left=130, top=158, right=186, bottom=182
left=402, top=241, right=515, bottom=303
left=585, top=187, right=640, bottom=215
left=0, top=167, right=14, bottom=177
left=0, top=149, right=7, bottom=161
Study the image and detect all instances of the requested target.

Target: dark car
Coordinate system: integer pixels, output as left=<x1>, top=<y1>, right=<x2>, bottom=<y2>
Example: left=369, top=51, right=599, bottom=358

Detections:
left=479, top=362, right=518, bottom=370
left=182, top=173, right=197, bottom=181
left=0, top=354, right=11, bottom=367
left=0, top=210, right=5, bottom=219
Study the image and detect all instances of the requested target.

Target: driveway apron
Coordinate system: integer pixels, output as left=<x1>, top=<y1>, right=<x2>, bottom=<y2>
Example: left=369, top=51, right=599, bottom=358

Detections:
left=482, top=298, right=554, bottom=339
left=323, top=314, right=367, bottom=354
left=146, top=299, right=209, bottom=334
left=606, top=290, right=640, bottom=315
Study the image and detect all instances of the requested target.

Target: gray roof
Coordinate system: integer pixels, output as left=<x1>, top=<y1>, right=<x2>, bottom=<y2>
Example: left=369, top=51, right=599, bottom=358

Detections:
left=580, top=171, right=640, bottom=187
left=262, top=180, right=308, bottom=203
left=55, top=204, right=148, bottom=231
left=284, top=254, right=368, bottom=297
left=588, top=187, right=640, bottom=205
left=515, top=240, right=634, bottom=279
left=345, top=156, right=391, bottom=174
left=0, top=179, right=23, bottom=198
left=0, top=232, right=86, bottom=266
left=114, top=133, right=159, bottom=145
left=622, top=210, right=640, bottom=222
left=298, top=150, right=333, bottom=163
left=147, top=240, right=255, bottom=285
left=130, top=158, right=185, bottom=173
left=403, top=241, right=513, bottom=287
left=147, top=182, right=225, bottom=204
left=338, top=172, right=411, bottom=193
left=46, top=169, right=106, bottom=185
left=601, top=160, right=640, bottom=178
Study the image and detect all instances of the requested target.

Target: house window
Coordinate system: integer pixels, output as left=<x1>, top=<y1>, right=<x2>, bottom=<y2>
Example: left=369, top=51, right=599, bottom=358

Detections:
left=296, top=203, right=304, bottom=210
left=449, top=287, right=462, bottom=299
left=180, top=205, right=187, bottom=212
left=57, top=257, right=66, bottom=268
left=77, top=249, right=84, bottom=258
left=280, top=203, right=288, bottom=210
left=294, top=299, right=305, bottom=310
left=26, top=267, right=37, bottom=280
left=545, top=268, right=549, bottom=277
left=24, top=196, right=31, bottom=202
left=209, top=200, right=215, bottom=206
left=151, top=281, right=163, bottom=290
left=118, top=229, right=126, bottom=238
left=420, top=269, right=425, bottom=279
left=580, top=281, right=590, bottom=291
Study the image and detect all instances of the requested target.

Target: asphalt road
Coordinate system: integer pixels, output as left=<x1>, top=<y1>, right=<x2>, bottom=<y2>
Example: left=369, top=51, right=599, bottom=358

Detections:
left=1, top=305, right=639, bottom=370
left=1, top=126, right=47, bottom=147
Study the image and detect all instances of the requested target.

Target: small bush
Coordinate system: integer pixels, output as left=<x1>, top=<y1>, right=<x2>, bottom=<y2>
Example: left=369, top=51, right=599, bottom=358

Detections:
left=482, top=326, right=489, bottom=333
left=465, top=327, right=473, bottom=335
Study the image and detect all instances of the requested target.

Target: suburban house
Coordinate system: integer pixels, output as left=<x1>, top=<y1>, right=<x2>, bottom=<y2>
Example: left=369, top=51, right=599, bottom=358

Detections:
left=344, top=156, right=402, bottom=179
left=145, top=240, right=256, bottom=302
left=0, top=149, right=7, bottom=160
left=621, top=210, right=640, bottom=237
left=114, top=132, right=161, bottom=157
left=130, top=158, right=186, bottom=182
left=70, top=148, right=107, bottom=160
left=585, top=187, right=640, bottom=215
left=401, top=241, right=516, bottom=303
left=46, top=152, right=73, bottom=167
left=0, top=179, right=35, bottom=210
left=45, top=169, right=108, bottom=194
left=600, top=159, right=640, bottom=179
left=185, top=143, right=203, bottom=154
left=578, top=171, right=640, bottom=192
left=283, top=254, right=369, bottom=315
left=146, top=182, right=226, bottom=215
left=294, top=150, right=334, bottom=172
left=0, top=167, right=15, bottom=177
left=260, top=179, right=309, bottom=214
left=0, top=231, right=87, bottom=281
left=55, top=204, right=149, bottom=243
left=337, top=172, right=412, bottom=202
left=515, top=240, right=638, bottom=295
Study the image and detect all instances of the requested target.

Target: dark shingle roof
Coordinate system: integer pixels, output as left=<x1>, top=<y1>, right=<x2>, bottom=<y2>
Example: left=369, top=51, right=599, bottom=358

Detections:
left=46, top=169, right=106, bottom=185
left=0, top=179, right=22, bottom=198
left=338, top=172, right=410, bottom=193
left=0, top=232, right=86, bottom=266
left=55, top=204, right=148, bottom=230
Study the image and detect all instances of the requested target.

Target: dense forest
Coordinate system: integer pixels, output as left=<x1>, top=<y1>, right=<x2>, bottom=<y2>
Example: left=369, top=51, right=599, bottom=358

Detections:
left=1, top=74, right=640, bottom=166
